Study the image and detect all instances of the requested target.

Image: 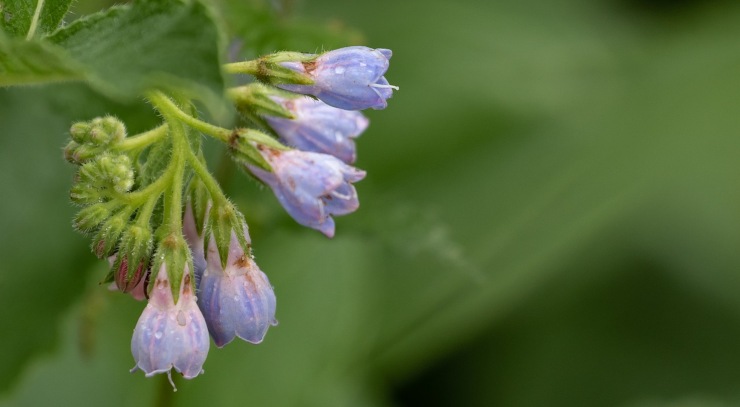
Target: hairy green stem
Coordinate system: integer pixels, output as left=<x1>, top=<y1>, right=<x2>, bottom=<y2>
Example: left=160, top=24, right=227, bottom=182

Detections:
left=119, top=164, right=175, bottom=205
left=115, top=124, right=168, bottom=152
left=147, top=91, right=188, bottom=232
left=149, top=93, right=232, bottom=142
left=223, top=60, right=259, bottom=75
left=168, top=122, right=186, bottom=231
left=186, top=148, right=228, bottom=206
left=135, top=190, right=161, bottom=227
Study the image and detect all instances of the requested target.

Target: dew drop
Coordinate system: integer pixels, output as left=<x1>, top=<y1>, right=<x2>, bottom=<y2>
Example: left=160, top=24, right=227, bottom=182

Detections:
left=334, top=67, right=345, bottom=75
left=154, top=332, right=163, bottom=339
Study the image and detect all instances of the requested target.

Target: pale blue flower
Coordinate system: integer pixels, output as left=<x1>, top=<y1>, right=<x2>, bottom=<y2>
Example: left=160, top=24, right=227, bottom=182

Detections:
left=130, top=265, right=209, bottom=386
left=248, top=148, right=365, bottom=237
left=197, top=227, right=277, bottom=347
left=264, top=97, right=369, bottom=163
left=278, top=46, right=397, bottom=110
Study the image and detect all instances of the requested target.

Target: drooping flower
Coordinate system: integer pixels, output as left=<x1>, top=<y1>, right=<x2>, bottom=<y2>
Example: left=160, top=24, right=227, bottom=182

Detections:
left=278, top=46, right=397, bottom=111
left=263, top=97, right=369, bottom=164
left=197, top=226, right=277, bottom=347
left=247, top=147, right=366, bottom=237
left=130, top=264, right=209, bottom=387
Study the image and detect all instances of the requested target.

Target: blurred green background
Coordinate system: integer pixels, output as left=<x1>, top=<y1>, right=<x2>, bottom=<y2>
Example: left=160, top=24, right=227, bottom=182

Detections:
left=3, top=0, right=740, bottom=406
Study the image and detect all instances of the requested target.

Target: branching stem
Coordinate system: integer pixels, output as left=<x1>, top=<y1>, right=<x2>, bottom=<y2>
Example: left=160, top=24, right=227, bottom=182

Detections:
left=115, top=124, right=168, bottom=153
left=146, top=92, right=231, bottom=142
left=186, top=148, right=228, bottom=206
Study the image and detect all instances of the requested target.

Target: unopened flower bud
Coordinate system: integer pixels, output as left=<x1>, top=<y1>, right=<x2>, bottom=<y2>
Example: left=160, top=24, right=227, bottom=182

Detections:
left=63, top=141, right=98, bottom=164
left=74, top=203, right=113, bottom=232
left=93, top=214, right=128, bottom=258
left=69, top=183, right=102, bottom=206
left=68, top=116, right=126, bottom=151
left=76, top=153, right=135, bottom=195
left=115, top=225, right=153, bottom=293
left=97, top=154, right=134, bottom=193
left=106, top=254, right=149, bottom=301
left=70, top=122, right=93, bottom=144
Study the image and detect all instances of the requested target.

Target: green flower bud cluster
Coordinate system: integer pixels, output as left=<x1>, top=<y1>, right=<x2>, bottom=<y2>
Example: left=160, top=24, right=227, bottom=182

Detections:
left=64, top=116, right=127, bottom=164
left=70, top=153, right=135, bottom=204
left=64, top=116, right=164, bottom=294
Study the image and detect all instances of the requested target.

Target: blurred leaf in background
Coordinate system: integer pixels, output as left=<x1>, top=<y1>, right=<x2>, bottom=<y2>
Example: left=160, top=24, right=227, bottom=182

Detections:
left=2, top=0, right=740, bottom=406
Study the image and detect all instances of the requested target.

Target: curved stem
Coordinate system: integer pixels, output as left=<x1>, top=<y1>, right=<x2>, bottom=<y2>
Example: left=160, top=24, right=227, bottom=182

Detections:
left=146, top=92, right=232, bottom=142
left=118, top=164, right=175, bottom=205
left=135, top=189, right=161, bottom=227
left=186, top=148, right=229, bottom=206
left=115, top=124, right=168, bottom=153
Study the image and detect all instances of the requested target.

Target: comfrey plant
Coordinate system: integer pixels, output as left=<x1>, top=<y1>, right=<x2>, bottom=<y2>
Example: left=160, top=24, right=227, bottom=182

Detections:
left=61, top=46, right=396, bottom=388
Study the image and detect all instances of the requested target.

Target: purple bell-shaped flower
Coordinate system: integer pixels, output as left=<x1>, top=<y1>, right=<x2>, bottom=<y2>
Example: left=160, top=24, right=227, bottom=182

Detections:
left=278, top=46, right=397, bottom=111
left=247, top=147, right=366, bottom=237
left=197, top=226, right=277, bottom=347
left=264, top=97, right=369, bottom=164
left=130, top=265, right=209, bottom=387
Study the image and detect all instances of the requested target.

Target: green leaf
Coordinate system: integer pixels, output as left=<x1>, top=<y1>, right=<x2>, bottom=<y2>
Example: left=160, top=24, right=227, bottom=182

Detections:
left=0, top=0, right=74, bottom=38
left=36, top=0, right=73, bottom=36
left=48, top=0, right=226, bottom=116
left=1, top=0, right=227, bottom=116
left=209, top=0, right=362, bottom=59
left=0, top=34, right=81, bottom=85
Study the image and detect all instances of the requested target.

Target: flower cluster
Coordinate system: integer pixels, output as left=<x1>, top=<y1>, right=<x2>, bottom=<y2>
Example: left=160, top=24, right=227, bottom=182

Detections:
left=64, top=46, right=394, bottom=389
left=228, top=46, right=396, bottom=236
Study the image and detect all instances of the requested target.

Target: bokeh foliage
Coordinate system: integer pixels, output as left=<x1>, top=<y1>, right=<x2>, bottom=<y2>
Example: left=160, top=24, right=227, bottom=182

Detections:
left=2, top=0, right=740, bottom=406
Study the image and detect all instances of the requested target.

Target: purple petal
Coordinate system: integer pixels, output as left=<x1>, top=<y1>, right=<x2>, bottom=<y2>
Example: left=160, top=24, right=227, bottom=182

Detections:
left=248, top=149, right=365, bottom=236
left=277, top=46, right=395, bottom=110
left=198, top=234, right=277, bottom=347
left=131, top=266, right=209, bottom=379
